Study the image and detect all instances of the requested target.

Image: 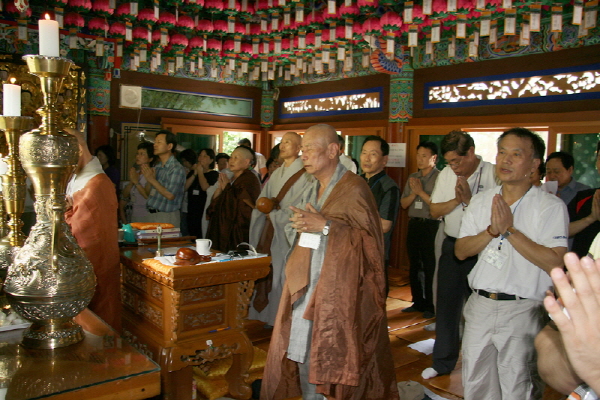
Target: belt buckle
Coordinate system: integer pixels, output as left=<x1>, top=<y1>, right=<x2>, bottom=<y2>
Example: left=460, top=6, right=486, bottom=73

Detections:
left=490, top=292, right=498, bottom=300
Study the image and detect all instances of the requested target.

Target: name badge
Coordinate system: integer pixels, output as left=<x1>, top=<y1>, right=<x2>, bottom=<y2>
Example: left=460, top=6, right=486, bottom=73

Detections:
left=298, top=232, right=321, bottom=250
left=415, top=200, right=423, bottom=210
left=150, top=188, right=156, bottom=196
left=482, top=246, right=508, bottom=270
left=193, top=190, right=200, bottom=195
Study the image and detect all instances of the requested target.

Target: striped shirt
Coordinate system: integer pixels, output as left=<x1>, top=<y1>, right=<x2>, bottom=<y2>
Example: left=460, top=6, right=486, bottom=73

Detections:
left=146, top=155, right=186, bottom=213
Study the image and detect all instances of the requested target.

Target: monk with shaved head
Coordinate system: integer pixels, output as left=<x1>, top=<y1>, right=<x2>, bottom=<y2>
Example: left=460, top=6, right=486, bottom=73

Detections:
left=261, top=124, right=399, bottom=400
left=248, top=131, right=311, bottom=326
left=206, top=145, right=261, bottom=252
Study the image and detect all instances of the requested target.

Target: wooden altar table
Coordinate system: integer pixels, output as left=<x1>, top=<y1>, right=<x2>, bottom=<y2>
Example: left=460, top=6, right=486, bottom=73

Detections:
left=120, top=246, right=270, bottom=400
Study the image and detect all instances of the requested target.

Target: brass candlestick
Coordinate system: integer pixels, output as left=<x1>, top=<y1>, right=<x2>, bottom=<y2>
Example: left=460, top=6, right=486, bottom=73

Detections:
left=4, top=55, right=96, bottom=349
left=0, top=117, right=34, bottom=247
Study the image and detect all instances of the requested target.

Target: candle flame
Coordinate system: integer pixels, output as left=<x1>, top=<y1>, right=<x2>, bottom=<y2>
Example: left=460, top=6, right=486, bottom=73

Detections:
left=9, top=78, right=15, bottom=84
left=45, top=13, right=51, bottom=20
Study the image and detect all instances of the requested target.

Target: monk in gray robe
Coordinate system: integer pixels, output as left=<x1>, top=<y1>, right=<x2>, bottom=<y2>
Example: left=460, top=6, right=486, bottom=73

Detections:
left=248, top=132, right=310, bottom=326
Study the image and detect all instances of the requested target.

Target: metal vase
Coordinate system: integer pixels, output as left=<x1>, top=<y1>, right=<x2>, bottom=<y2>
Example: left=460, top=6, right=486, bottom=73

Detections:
left=3, top=55, right=96, bottom=349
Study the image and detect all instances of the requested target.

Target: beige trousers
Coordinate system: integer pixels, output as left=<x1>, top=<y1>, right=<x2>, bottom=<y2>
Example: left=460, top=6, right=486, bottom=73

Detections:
left=462, top=292, right=545, bottom=400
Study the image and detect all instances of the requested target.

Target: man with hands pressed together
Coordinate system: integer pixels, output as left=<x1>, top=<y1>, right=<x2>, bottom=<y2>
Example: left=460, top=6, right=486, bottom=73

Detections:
left=455, top=128, right=568, bottom=400
left=400, top=141, right=440, bottom=318
left=142, top=130, right=186, bottom=227
left=422, top=131, right=497, bottom=380
left=260, top=124, right=398, bottom=400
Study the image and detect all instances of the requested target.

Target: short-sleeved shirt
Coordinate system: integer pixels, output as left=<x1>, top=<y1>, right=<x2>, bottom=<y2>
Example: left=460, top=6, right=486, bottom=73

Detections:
left=430, top=156, right=497, bottom=238
left=362, top=170, right=400, bottom=261
left=558, top=178, right=591, bottom=206
left=146, top=155, right=186, bottom=213
left=568, top=187, right=600, bottom=258
left=401, top=168, right=440, bottom=219
left=255, top=152, right=267, bottom=174
left=459, top=186, right=569, bottom=301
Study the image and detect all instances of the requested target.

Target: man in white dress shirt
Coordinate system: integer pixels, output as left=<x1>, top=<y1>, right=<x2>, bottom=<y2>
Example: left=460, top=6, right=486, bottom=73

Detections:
left=455, top=128, right=568, bottom=399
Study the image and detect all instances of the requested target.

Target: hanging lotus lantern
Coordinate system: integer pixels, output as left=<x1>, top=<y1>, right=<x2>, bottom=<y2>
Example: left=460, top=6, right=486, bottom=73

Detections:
left=64, top=12, right=85, bottom=29
left=431, top=0, right=450, bottom=19
left=196, top=19, right=214, bottom=35
left=357, top=0, right=378, bottom=15
left=176, top=14, right=195, bottom=33
left=67, top=0, right=92, bottom=13
left=109, top=21, right=127, bottom=38
left=115, top=2, right=137, bottom=20
left=138, top=8, right=158, bottom=26
left=204, top=0, right=224, bottom=14
left=187, top=36, right=204, bottom=56
left=91, top=0, right=113, bottom=18
left=170, top=33, right=190, bottom=50
left=157, top=11, right=176, bottom=29
left=88, top=16, right=109, bottom=36
left=412, top=4, right=427, bottom=24
left=133, top=26, right=150, bottom=44
left=212, top=19, right=228, bottom=36
left=338, top=3, right=360, bottom=40
left=457, top=0, right=476, bottom=14
left=183, top=0, right=205, bottom=13
left=206, top=38, right=223, bottom=54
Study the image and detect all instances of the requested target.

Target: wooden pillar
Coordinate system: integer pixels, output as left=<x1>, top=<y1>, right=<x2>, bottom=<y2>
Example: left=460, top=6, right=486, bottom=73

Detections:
left=387, top=63, right=414, bottom=270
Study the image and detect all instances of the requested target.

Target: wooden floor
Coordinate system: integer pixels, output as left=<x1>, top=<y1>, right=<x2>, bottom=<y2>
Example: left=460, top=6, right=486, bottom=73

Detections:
left=224, top=267, right=565, bottom=400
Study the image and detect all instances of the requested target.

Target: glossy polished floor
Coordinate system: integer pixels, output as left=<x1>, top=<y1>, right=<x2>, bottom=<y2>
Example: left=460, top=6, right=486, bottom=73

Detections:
left=222, top=267, right=565, bottom=400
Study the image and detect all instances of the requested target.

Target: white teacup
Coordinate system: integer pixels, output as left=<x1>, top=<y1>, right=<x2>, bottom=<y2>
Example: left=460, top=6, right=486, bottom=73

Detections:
left=196, top=239, right=212, bottom=255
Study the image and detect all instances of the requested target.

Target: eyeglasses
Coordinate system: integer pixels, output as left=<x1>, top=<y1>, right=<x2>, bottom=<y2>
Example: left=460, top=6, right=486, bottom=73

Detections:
left=446, top=157, right=464, bottom=168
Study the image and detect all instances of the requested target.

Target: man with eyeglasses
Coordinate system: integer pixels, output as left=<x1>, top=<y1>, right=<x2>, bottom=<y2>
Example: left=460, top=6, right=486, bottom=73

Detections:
left=422, top=130, right=498, bottom=380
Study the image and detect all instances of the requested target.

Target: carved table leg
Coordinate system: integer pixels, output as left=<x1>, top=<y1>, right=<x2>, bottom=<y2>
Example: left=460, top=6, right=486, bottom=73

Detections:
left=225, top=332, right=254, bottom=399
left=162, top=365, right=193, bottom=400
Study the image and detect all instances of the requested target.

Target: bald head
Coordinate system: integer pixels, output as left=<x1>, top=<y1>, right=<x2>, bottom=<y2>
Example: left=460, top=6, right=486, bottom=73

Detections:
left=305, top=124, right=339, bottom=147
left=279, top=131, right=302, bottom=164
left=301, top=124, right=340, bottom=180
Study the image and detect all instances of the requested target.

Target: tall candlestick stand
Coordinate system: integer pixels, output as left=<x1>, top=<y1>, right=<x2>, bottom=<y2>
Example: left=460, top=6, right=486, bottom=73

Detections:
left=4, top=55, right=96, bottom=349
left=0, top=116, right=33, bottom=275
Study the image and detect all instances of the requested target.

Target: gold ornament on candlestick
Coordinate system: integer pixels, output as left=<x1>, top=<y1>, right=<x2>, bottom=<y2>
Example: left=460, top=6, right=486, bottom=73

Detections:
left=3, top=55, right=96, bottom=349
left=0, top=117, right=34, bottom=244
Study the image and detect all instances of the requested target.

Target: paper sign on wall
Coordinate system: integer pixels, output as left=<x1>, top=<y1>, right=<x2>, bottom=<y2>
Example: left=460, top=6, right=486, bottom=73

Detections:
left=387, top=143, right=406, bottom=168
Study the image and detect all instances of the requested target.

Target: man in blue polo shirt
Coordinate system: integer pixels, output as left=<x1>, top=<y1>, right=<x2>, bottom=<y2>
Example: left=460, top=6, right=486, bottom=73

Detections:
left=142, top=130, right=186, bottom=227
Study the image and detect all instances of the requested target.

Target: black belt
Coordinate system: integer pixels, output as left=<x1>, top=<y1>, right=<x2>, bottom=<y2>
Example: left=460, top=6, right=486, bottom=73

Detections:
left=148, top=208, right=159, bottom=213
left=475, top=289, right=522, bottom=301
left=409, top=217, right=438, bottom=223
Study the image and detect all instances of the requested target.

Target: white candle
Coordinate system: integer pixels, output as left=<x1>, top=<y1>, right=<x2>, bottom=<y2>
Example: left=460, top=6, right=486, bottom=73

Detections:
left=3, top=80, right=21, bottom=116
left=38, top=15, right=60, bottom=57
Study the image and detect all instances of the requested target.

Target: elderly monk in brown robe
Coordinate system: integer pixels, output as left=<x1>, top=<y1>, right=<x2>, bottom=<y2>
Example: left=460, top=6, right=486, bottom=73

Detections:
left=64, top=128, right=121, bottom=332
left=207, top=145, right=261, bottom=252
left=261, top=124, right=399, bottom=400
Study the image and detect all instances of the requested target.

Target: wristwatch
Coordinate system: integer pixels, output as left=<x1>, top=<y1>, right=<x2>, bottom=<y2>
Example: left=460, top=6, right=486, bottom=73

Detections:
left=502, top=226, right=517, bottom=238
left=322, top=221, right=331, bottom=236
left=568, top=383, right=598, bottom=400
